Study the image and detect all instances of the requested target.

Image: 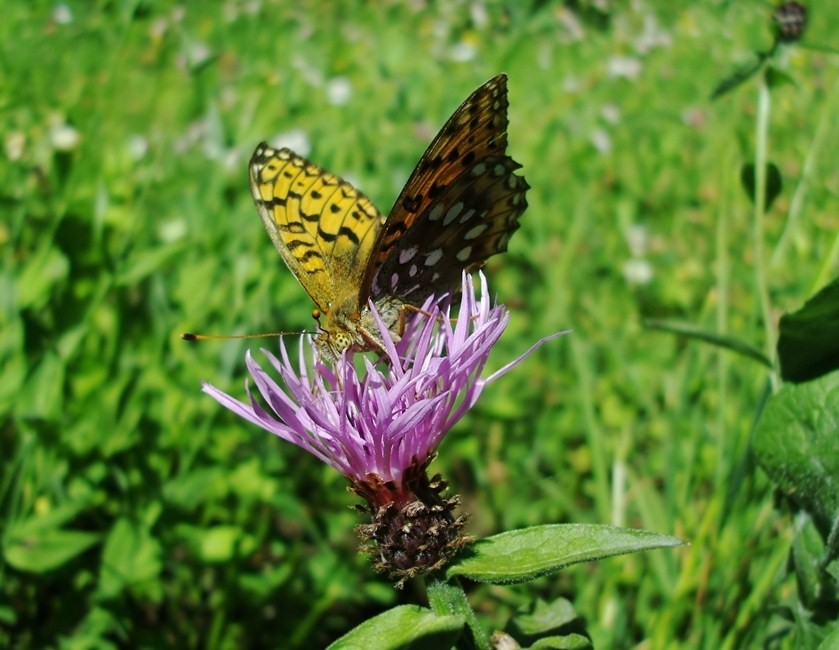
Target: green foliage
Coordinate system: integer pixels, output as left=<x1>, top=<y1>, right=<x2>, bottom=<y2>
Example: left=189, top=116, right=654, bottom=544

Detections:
left=753, top=372, right=839, bottom=541
left=2, top=1, right=839, bottom=648
left=506, top=598, right=592, bottom=649
left=447, top=525, right=682, bottom=584
left=740, top=162, right=783, bottom=212
left=327, top=605, right=465, bottom=650
left=778, top=279, right=839, bottom=382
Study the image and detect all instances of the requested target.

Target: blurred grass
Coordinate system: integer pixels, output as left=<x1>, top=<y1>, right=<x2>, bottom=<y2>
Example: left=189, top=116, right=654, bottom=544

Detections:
left=2, top=1, right=838, bottom=648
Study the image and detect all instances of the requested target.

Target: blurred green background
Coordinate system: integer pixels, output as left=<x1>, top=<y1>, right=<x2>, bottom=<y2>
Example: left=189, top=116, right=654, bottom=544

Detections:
left=2, top=1, right=838, bottom=648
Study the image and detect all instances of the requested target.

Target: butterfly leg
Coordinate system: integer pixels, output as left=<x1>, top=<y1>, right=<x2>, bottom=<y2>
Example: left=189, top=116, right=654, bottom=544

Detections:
left=394, top=303, right=466, bottom=337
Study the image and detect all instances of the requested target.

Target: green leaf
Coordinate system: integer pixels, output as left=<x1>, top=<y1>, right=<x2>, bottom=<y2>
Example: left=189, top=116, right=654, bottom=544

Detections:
left=740, top=161, right=783, bottom=211
left=113, top=242, right=189, bottom=287
left=710, top=53, right=768, bottom=100
left=791, top=512, right=829, bottom=611
left=447, top=524, right=684, bottom=584
left=100, top=518, right=163, bottom=600
left=510, top=598, right=582, bottom=636
left=16, top=350, right=66, bottom=421
left=778, top=279, right=839, bottom=382
left=753, top=372, right=839, bottom=534
left=3, top=500, right=99, bottom=573
left=765, top=64, right=798, bottom=91
left=326, top=605, right=464, bottom=650
left=5, top=500, right=88, bottom=535
left=198, top=525, right=243, bottom=562
left=162, top=467, right=227, bottom=508
left=0, top=311, right=25, bottom=411
left=529, top=634, right=593, bottom=649
left=4, top=527, right=99, bottom=573
left=16, top=243, right=69, bottom=310
left=57, top=606, right=122, bottom=650
left=506, top=598, right=591, bottom=649
left=817, top=626, right=839, bottom=650
left=643, top=319, right=772, bottom=368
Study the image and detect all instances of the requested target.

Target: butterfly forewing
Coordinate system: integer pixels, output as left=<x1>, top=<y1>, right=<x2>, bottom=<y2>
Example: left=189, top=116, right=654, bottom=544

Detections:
left=249, top=145, right=385, bottom=312
left=361, top=73, right=527, bottom=305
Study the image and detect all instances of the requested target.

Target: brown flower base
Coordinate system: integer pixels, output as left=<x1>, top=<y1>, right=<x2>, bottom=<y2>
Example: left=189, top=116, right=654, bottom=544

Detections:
left=351, top=460, right=471, bottom=588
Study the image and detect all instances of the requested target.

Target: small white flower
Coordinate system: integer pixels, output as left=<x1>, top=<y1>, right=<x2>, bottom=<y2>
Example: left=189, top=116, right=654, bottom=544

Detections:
left=563, top=75, right=582, bottom=93
left=150, top=17, right=169, bottom=40
left=625, top=224, right=648, bottom=257
left=50, top=124, right=81, bottom=151
left=470, top=2, right=489, bottom=29
left=269, top=129, right=311, bottom=157
left=326, top=77, right=352, bottom=106
left=634, top=15, right=672, bottom=54
left=601, top=103, right=621, bottom=124
left=53, top=4, right=73, bottom=24
left=242, top=0, right=261, bottom=15
left=174, top=119, right=208, bottom=153
left=590, top=128, right=611, bottom=154
left=557, top=8, right=585, bottom=42
left=159, top=218, right=188, bottom=243
left=607, top=55, right=642, bottom=80
left=623, top=258, right=653, bottom=285
left=187, top=41, right=213, bottom=69
left=219, top=147, right=240, bottom=171
left=127, top=135, right=148, bottom=161
left=449, top=41, right=477, bottom=62
left=5, top=132, right=25, bottom=161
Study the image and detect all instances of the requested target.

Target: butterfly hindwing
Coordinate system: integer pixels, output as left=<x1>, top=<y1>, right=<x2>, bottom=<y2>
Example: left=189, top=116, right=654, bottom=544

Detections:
left=371, top=155, right=528, bottom=300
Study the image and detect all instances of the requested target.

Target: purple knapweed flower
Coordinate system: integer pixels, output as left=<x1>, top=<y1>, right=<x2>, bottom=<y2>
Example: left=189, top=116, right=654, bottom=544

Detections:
left=202, top=272, right=561, bottom=585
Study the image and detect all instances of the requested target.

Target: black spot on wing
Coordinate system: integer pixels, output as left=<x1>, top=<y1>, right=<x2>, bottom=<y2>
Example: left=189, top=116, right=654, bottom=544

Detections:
left=402, top=194, right=422, bottom=213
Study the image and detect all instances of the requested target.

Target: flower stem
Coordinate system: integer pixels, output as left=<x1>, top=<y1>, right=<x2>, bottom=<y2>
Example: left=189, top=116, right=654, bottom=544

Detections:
left=753, top=74, right=779, bottom=391
left=426, top=577, right=491, bottom=650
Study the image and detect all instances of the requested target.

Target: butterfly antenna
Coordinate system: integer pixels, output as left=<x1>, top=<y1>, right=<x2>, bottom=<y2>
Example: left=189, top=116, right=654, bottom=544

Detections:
left=180, top=330, right=310, bottom=342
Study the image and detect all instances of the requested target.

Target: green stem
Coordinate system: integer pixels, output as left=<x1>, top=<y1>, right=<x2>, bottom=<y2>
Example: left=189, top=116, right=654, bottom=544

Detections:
left=753, top=76, right=779, bottom=391
left=426, top=577, right=491, bottom=650
left=715, top=147, right=732, bottom=493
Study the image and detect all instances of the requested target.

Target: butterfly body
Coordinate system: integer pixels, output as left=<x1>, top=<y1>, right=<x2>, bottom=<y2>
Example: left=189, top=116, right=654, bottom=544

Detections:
left=249, top=74, right=528, bottom=360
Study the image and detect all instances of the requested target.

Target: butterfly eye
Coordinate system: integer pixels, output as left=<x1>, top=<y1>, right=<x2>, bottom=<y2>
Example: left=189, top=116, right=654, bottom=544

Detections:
left=312, top=309, right=322, bottom=322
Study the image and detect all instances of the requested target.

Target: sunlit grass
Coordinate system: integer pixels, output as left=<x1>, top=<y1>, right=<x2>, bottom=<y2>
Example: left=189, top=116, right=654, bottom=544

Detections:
left=2, top=2, right=837, bottom=648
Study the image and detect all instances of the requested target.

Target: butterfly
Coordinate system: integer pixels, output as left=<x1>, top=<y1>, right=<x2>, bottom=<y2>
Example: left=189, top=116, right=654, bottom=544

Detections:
left=249, top=73, right=528, bottom=360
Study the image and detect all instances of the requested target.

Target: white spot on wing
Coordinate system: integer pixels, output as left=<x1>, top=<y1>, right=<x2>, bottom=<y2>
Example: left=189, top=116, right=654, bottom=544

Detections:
left=424, top=249, right=443, bottom=266
left=428, top=203, right=445, bottom=221
left=465, top=224, right=488, bottom=240
left=442, top=202, right=464, bottom=226
left=399, top=247, right=417, bottom=264
left=459, top=208, right=476, bottom=224
left=456, top=246, right=473, bottom=262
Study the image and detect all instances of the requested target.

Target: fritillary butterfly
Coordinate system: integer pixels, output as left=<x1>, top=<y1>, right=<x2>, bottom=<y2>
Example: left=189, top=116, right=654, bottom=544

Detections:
left=249, top=74, right=528, bottom=359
